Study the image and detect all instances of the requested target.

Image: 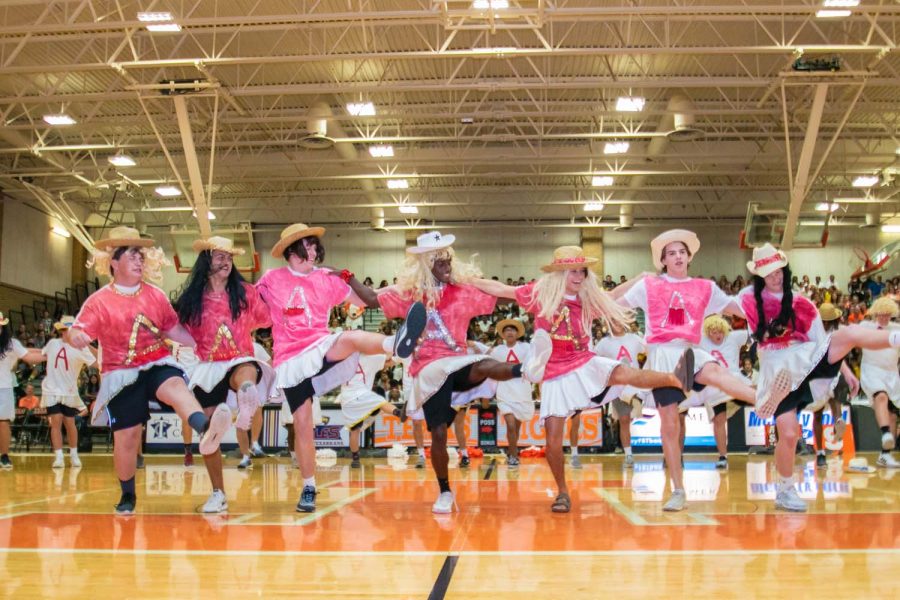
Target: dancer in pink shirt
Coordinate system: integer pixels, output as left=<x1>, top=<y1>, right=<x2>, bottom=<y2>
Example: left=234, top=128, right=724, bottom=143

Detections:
left=256, top=223, right=424, bottom=512
left=67, top=227, right=230, bottom=514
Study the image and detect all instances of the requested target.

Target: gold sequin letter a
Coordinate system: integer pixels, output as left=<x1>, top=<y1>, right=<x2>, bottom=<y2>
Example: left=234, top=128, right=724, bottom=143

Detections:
left=208, top=324, right=239, bottom=360
left=124, top=313, right=163, bottom=366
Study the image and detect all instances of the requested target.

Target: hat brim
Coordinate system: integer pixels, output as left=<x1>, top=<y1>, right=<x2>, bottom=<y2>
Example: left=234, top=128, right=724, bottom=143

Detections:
left=746, top=256, right=788, bottom=278
left=540, top=257, right=599, bottom=273
left=53, top=322, right=70, bottom=331
left=270, top=227, right=326, bottom=259
left=192, top=239, right=246, bottom=255
left=93, top=237, right=155, bottom=250
left=407, top=234, right=456, bottom=254
left=650, top=230, right=701, bottom=271
left=496, top=319, right=525, bottom=338
left=820, top=308, right=843, bottom=321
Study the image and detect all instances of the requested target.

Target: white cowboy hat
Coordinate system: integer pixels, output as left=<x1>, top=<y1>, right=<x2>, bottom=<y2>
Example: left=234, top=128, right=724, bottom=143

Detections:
left=53, top=315, right=76, bottom=331
left=93, top=226, right=155, bottom=250
left=407, top=231, right=456, bottom=254
left=845, top=457, right=876, bottom=474
left=192, top=236, right=246, bottom=255
left=540, top=246, right=599, bottom=273
left=650, top=229, right=701, bottom=271
left=747, top=242, right=789, bottom=278
left=271, top=223, right=326, bottom=259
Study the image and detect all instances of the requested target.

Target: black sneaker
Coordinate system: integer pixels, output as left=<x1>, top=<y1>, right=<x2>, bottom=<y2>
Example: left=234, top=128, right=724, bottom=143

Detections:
left=460, top=455, right=470, bottom=468
left=296, top=485, right=317, bottom=513
left=0, top=455, right=12, bottom=470
left=816, top=453, right=827, bottom=469
left=136, top=455, right=145, bottom=469
left=397, top=404, right=408, bottom=423
left=350, top=456, right=361, bottom=469
left=115, top=493, right=137, bottom=515
left=394, top=302, right=427, bottom=359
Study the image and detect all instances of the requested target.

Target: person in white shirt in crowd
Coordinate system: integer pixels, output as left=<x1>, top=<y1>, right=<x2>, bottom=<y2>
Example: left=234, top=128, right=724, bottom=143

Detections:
left=858, top=297, right=900, bottom=468
left=38, top=316, right=97, bottom=469
left=808, top=303, right=850, bottom=470
left=594, top=321, right=647, bottom=468
left=453, top=338, right=491, bottom=468
left=488, top=319, right=533, bottom=467
left=339, top=353, right=406, bottom=468
left=0, top=312, right=43, bottom=469
left=677, top=315, right=753, bottom=470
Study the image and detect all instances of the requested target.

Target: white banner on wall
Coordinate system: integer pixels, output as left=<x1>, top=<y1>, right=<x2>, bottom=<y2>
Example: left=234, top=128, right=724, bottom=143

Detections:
left=631, top=407, right=715, bottom=447
left=743, top=406, right=851, bottom=449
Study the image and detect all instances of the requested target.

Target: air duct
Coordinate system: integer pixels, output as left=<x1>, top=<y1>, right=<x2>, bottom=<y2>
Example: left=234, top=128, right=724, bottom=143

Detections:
left=300, top=104, right=335, bottom=149
left=666, top=94, right=705, bottom=142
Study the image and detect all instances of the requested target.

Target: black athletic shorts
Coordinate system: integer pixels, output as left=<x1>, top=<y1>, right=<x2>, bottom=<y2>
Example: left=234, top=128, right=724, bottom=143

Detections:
left=283, top=359, right=339, bottom=414
left=106, top=365, right=186, bottom=432
left=423, top=364, right=481, bottom=431
left=46, top=404, right=81, bottom=418
left=713, top=402, right=728, bottom=416
left=193, top=361, right=263, bottom=409
left=652, top=379, right=705, bottom=408
left=774, top=353, right=842, bottom=418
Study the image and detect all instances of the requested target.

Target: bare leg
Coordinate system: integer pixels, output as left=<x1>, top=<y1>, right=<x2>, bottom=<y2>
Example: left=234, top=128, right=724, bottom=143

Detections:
left=412, top=420, right=425, bottom=453
left=113, top=425, right=143, bottom=481
left=813, top=408, right=825, bottom=451
left=828, top=326, right=895, bottom=364
left=430, top=423, right=449, bottom=480
left=873, top=392, right=892, bottom=429
left=350, top=428, right=361, bottom=453
left=775, top=411, right=801, bottom=478
left=658, top=403, right=684, bottom=490
left=607, top=364, right=681, bottom=390
left=292, top=400, right=316, bottom=479
left=156, top=377, right=205, bottom=423
left=504, top=413, right=520, bottom=458
left=0, top=421, right=10, bottom=455
left=200, top=405, right=224, bottom=490
left=695, top=363, right=756, bottom=403
left=713, top=410, right=728, bottom=457
left=49, top=413, right=64, bottom=451
left=325, top=330, right=389, bottom=362
left=678, top=411, right=687, bottom=451
left=545, top=416, right=568, bottom=495
left=237, top=425, right=250, bottom=457
left=453, top=409, right=468, bottom=454
left=619, top=412, right=632, bottom=449
left=63, top=416, right=79, bottom=450
left=250, top=407, right=263, bottom=447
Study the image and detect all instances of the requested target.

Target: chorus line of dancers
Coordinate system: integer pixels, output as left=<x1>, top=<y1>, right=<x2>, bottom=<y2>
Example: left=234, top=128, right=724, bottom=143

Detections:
left=3, top=224, right=900, bottom=516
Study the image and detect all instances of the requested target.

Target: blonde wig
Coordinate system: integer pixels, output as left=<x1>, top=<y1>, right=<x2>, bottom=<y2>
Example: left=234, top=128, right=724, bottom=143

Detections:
left=395, top=247, right=482, bottom=309
left=869, top=296, right=899, bottom=318
left=87, top=245, right=170, bottom=284
left=702, top=315, right=731, bottom=338
left=524, top=269, right=633, bottom=334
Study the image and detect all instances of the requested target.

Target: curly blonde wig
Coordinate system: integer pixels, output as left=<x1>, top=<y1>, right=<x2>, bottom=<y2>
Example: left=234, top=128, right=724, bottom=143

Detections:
left=394, top=247, right=482, bottom=309
left=87, top=245, right=170, bottom=284
left=702, top=315, right=731, bottom=338
left=869, top=296, right=899, bottom=318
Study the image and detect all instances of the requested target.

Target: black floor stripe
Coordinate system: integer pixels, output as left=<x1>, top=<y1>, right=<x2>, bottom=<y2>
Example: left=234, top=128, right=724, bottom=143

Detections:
left=427, top=555, right=459, bottom=600
left=483, top=457, right=497, bottom=480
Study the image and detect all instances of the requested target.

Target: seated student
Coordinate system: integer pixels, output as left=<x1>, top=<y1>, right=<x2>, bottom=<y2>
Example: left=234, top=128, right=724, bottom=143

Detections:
left=18, top=384, right=40, bottom=410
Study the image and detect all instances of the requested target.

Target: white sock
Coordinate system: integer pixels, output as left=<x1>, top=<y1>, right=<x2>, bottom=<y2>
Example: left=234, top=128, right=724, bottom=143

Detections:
left=418, top=448, right=425, bottom=457
left=290, top=451, right=296, bottom=459
left=252, top=441, right=263, bottom=452
left=55, top=449, right=64, bottom=458
left=623, top=446, right=632, bottom=457
left=382, top=335, right=395, bottom=353
left=303, top=476, right=316, bottom=489
left=817, top=449, right=825, bottom=456
left=460, top=447, right=468, bottom=457
left=243, top=454, right=251, bottom=460
left=778, top=475, right=794, bottom=490
left=69, top=448, right=78, bottom=456
left=571, top=447, right=579, bottom=456
left=889, top=331, right=900, bottom=347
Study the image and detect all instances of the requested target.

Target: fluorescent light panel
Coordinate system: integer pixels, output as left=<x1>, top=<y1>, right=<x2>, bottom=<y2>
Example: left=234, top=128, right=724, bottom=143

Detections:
left=398, top=205, right=419, bottom=214
left=816, top=9, right=852, bottom=18
left=50, top=225, right=71, bottom=238
left=603, top=141, right=630, bottom=155
left=472, top=1, right=509, bottom=9
left=882, top=225, right=900, bottom=233
left=591, top=176, right=614, bottom=187
left=852, top=175, right=879, bottom=187
left=42, top=114, right=76, bottom=125
left=108, top=153, right=136, bottom=167
left=615, top=96, right=645, bottom=112
left=369, top=145, right=394, bottom=158
left=815, top=202, right=840, bottom=213
left=146, top=23, right=182, bottom=32
left=137, top=11, right=174, bottom=22
left=154, top=185, right=182, bottom=197
left=346, top=102, right=376, bottom=116
left=387, top=179, right=409, bottom=189
left=583, top=202, right=605, bottom=212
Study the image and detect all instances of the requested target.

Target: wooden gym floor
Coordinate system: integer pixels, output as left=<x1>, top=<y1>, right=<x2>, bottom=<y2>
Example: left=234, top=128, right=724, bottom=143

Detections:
left=1, top=452, right=898, bottom=599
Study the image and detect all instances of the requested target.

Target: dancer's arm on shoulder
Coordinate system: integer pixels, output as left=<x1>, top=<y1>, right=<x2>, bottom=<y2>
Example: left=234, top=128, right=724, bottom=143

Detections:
left=609, top=272, right=653, bottom=301
left=468, top=277, right=517, bottom=300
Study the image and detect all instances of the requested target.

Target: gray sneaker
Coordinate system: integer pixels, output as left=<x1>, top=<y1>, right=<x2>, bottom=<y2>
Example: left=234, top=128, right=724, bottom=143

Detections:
left=775, top=485, right=807, bottom=512
left=663, top=489, right=687, bottom=512
left=876, top=453, right=900, bottom=469
left=237, top=455, right=252, bottom=470
left=623, top=454, right=635, bottom=469
left=570, top=454, right=582, bottom=469
left=415, top=454, right=426, bottom=469
left=507, top=455, right=520, bottom=468
left=715, top=456, right=728, bottom=470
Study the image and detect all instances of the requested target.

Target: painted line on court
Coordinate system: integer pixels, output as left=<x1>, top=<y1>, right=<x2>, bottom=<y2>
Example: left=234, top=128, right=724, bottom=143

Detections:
left=1, top=548, right=898, bottom=558
left=427, top=555, right=458, bottom=600
left=292, top=488, right=377, bottom=526
left=483, top=458, right=496, bottom=480
left=0, top=486, right=121, bottom=511
left=594, top=488, right=718, bottom=526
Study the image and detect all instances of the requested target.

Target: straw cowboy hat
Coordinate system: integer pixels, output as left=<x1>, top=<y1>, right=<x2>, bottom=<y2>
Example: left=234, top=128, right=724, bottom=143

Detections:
left=746, top=242, right=789, bottom=278
left=496, top=319, right=525, bottom=339
left=192, top=236, right=246, bottom=255
left=818, top=303, right=843, bottom=322
left=650, top=229, right=701, bottom=271
left=53, top=315, right=76, bottom=331
left=0, top=312, right=8, bottom=327
left=93, top=226, right=155, bottom=250
left=270, top=222, right=325, bottom=259
left=407, top=231, right=456, bottom=255
left=845, top=457, right=876, bottom=474
left=540, top=246, right=599, bottom=273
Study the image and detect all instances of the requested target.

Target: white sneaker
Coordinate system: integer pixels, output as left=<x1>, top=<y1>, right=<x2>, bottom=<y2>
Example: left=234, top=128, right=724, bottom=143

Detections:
left=237, top=455, right=252, bottom=470
left=523, top=330, right=552, bottom=383
left=199, top=404, right=232, bottom=455
left=663, top=489, right=687, bottom=512
left=201, top=489, right=228, bottom=514
left=623, top=454, right=634, bottom=469
left=69, top=453, right=82, bottom=468
left=877, top=453, right=900, bottom=469
left=235, top=384, right=258, bottom=431
left=52, top=454, right=65, bottom=469
left=775, top=484, right=807, bottom=512
left=570, top=454, right=582, bottom=469
left=432, top=491, right=457, bottom=514
left=882, top=432, right=896, bottom=451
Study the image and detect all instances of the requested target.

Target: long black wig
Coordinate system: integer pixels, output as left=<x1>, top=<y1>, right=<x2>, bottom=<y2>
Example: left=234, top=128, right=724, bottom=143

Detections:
left=175, top=250, right=248, bottom=327
left=751, top=264, right=796, bottom=342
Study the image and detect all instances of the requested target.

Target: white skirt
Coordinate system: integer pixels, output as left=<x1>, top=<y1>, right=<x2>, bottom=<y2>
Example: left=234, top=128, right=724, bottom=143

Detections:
left=189, top=355, right=277, bottom=405
left=340, top=389, right=390, bottom=430
left=642, top=342, right=716, bottom=410
left=91, top=357, right=184, bottom=426
left=42, top=393, right=86, bottom=410
left=539, top=355, right=619, bottom=421
left=756, top=336, right=837, bottom=411
left=0, top=388, right=13, bottom=421
left=413, top=354, right=498, bottom=410
left=498, top=397, right=536, bottom=422
left=275, top=332, right=359, bottom=398
left=861, top=364, right=900, bottom=408
left=496, top=379, right=535, bottom=421
left=404, top=392, right=424, bottom=421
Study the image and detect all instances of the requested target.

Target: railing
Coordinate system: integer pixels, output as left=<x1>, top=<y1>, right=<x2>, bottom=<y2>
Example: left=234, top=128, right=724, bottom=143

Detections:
left=10, top=277, right=100, bottom=334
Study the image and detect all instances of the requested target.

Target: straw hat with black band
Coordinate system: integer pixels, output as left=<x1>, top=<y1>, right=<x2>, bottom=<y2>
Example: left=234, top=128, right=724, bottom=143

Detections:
left=93, top=226, right=154, bottom=250
left=193, top=236, right=246, bottom=256
left=270, top=223, right=325, bottom=259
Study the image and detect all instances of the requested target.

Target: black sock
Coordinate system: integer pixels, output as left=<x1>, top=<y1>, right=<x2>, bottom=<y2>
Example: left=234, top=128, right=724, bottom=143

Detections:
left=352, top=451, right=360, bottom=460
left=1, top=454, right=8, bottom=460
left=392, top=408, right=401, bottom=417
left=719, top=455, right=727, bottom=460
left=120, top=476, right=136, bottom=495
left=438, top=478, right=451, bottom=493
left=183, top=444, right=192, bottom=454
left=187, top=412, right=209, bottom=435
left=511, top=364, right=523, bottom=378
left=881, top=426, right=890, bottom=435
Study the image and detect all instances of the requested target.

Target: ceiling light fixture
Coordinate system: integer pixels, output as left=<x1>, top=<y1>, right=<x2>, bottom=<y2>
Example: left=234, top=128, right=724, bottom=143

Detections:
left=615, top=96, right=645, bottom=112
left=815, top=202, right=840, bottom=212
left=881, top=224, right=900, bottom=234
left=50, top=225, right=71, bottom=238
left=369, top=145, right=394, bottom=158
left=852, top=175, right=879, bottom=187
left=346, top=102, right=376, bottom=116
left=137, top=11, right=174, bottom=22
left=603, top=141, right=630, bottom=155
left=42, top=114, right=76, bottom=126
left=145, top=22, right=182, bottom=32
left=154, top=185, right=182, bottom=197
left=398, top=205, right=419, bottom=214
left=815, top=9, right=852, bottom=18
left=591, top=176, right=614, bottom=187
left=472, top=0, right=509, bottom=9
left=583, top=202, right=605, bottom=212
left=108, top=153, right=136, bottom=167
left=387, top=179, right=409, bottom=189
